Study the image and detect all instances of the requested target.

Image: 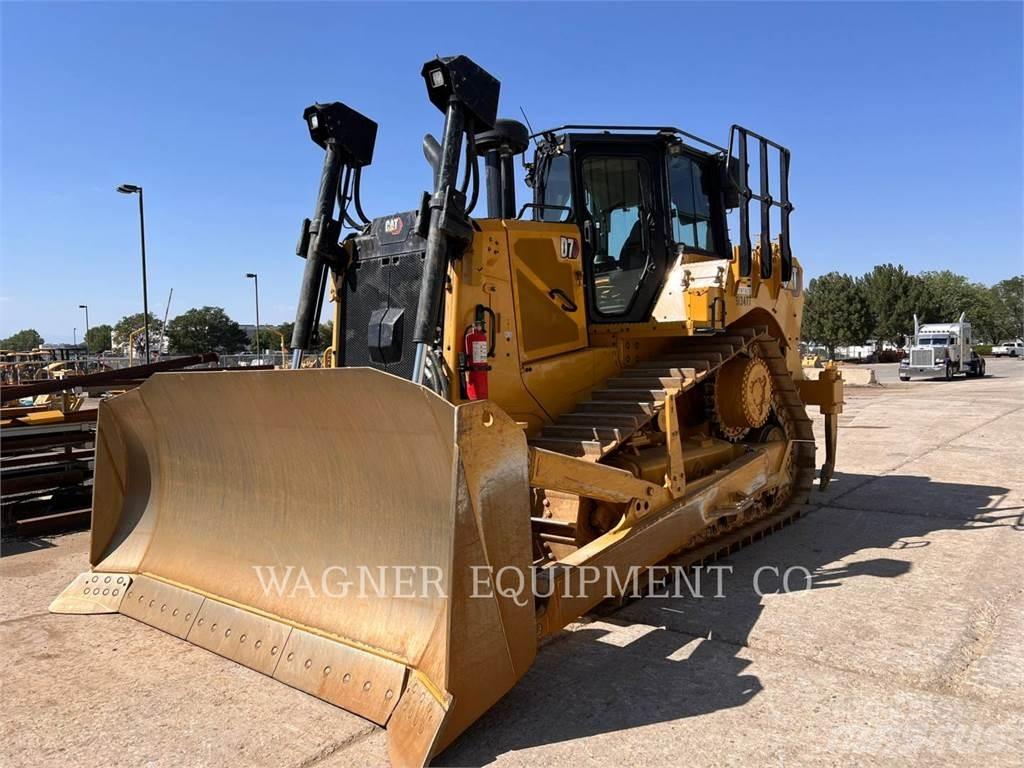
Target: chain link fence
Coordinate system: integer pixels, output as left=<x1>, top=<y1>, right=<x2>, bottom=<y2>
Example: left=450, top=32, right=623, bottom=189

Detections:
left=97, top=352, right=325, bottom=370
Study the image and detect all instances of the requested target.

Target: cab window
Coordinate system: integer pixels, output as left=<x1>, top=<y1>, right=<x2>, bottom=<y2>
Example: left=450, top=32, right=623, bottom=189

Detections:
left=536, top=152, right=573, bottom=222
left=581, top=155, right=652, bottom=316
left=668, top=152, right=715, bottom=252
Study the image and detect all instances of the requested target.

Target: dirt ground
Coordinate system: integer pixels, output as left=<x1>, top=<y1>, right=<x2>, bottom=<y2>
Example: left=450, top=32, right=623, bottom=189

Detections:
left=2, top=358, right=1022, bottom=767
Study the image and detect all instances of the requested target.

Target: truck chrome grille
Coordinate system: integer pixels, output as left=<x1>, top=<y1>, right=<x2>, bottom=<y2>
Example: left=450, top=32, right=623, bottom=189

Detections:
left=911, top=349, right=933, bottom=367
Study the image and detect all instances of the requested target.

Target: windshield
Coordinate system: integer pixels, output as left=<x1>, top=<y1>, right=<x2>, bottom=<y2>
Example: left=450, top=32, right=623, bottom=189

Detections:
left=919, top=336, right=949, bottom=346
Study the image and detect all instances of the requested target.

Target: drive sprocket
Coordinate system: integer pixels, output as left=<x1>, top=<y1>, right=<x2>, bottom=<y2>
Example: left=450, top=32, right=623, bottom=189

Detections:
left=708, top=353, right=774, bottom=441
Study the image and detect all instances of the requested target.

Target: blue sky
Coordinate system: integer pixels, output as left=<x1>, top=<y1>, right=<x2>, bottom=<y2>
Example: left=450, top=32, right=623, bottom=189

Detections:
left=2, top=1, right=1022, bottom=342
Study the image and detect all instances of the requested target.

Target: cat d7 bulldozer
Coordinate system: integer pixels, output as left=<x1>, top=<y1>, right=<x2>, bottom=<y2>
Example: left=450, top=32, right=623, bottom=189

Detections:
left=52, top=55, right=843, bottom=766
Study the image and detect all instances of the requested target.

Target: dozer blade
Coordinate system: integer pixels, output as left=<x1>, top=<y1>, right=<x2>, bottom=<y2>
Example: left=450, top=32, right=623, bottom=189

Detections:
left=51, top=368, right=537, bottom=766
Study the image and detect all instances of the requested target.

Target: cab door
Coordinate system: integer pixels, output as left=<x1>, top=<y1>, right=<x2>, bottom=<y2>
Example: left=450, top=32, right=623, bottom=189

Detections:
left=506, top=220, right=587, bottom=364
left=573, top=142, right=669, bottom=324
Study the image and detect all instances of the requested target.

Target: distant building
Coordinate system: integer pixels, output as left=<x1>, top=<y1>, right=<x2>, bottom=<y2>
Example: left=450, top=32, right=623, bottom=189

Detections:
left=239, top=324, right=285, bottom=337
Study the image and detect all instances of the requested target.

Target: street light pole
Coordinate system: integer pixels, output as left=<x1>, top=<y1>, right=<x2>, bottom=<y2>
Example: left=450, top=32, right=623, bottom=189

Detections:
left=245, top=273, right=260, bottom=361
left=78, top=304, right=89, bottom=347
left=137, top=188, right=151, bottom=363
left=117, top=184, right=151, bottom=363
left=73, top=328, right=77, bottom=346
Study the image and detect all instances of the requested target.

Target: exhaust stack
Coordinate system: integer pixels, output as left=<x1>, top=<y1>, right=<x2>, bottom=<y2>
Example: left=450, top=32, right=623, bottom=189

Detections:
left=476, top=119, right=529, bottom=219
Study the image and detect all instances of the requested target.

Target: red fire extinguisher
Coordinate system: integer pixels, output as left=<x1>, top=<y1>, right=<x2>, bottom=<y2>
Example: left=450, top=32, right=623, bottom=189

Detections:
left=463, top=305, right=495, bottom=401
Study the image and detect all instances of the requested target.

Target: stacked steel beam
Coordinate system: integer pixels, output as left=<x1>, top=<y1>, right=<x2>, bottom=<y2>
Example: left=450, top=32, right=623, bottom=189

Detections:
left=1, top=354, right=217, bottom=537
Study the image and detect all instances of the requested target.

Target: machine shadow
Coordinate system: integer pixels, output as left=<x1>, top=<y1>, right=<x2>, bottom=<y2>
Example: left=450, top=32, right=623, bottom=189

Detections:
left=0, top=537, right=56, bottom=557
left=438, top=470, right=1013, bottom=766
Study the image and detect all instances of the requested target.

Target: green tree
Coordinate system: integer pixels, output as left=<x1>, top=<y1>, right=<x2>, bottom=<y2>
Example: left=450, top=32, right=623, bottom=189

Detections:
left=114, top=312, right=162, bottom=339
left=251, top=327, right=289, bottom=355
left=991, top=276, right=1023, bottom=341
left=277, top=322, right=295, bottom=346
left=860, top=264, right=924, bottom=347
left=0, top=328, right=44, bottom=351
left=84, top=324, right=113, bottom=353
left=275, top=320, right=331, bottom=352
left=916, top=271, right=1014, bottom=343
left=802, top=272, right=871, bottom=358
left=314, top=321, right=333, bottom=352
left=962, top=283, right=1005, bottom=344
left=166, top=306, right=249, bottom=354
left=917, top=271, right=977, bottom=322
left=113, top=311, right=162, bottom=354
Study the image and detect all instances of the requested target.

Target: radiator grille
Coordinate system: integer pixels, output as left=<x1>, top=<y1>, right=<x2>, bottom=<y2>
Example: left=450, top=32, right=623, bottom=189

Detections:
left=340, top=253, right=425, bottom=380
left=339, top=211, right=427, bottom=381
left=910, top=349, right=933, bottom=367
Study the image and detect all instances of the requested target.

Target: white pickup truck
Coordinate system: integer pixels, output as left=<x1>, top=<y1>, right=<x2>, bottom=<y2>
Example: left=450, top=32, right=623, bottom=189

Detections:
left=992, top=340, right=1024, bottom=357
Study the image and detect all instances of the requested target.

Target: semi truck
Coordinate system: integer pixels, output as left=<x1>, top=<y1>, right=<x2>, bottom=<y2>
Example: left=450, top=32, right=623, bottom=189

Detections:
left=900, top=312, right=986, bottom=381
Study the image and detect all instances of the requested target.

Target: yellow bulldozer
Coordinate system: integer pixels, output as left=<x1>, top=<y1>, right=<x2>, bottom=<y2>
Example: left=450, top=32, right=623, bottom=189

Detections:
left=52, top=55, right=843, bottom=766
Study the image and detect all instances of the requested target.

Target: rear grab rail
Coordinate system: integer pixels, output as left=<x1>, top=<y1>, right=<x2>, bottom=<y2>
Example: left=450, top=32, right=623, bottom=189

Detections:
left=727, top=125, right=794, bottom=283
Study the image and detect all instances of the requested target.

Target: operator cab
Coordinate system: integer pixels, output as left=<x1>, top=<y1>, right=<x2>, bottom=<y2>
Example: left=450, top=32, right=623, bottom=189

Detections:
left=530, top=128, right=735, bottom=324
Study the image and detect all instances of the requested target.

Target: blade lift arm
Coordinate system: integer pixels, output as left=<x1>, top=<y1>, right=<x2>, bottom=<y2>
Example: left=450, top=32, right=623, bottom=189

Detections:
left=290, top=102, right=378, bottom=369
left=411, top=56, right=500, bottom=385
